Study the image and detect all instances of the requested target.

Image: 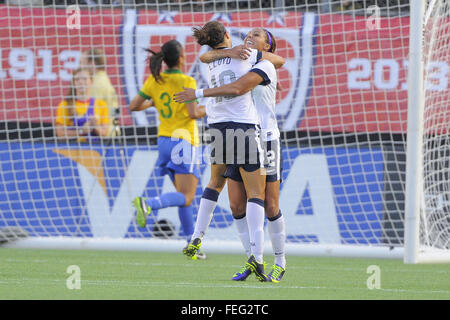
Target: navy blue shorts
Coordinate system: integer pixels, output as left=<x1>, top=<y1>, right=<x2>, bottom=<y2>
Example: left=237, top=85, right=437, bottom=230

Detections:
left=224, top=138, right=282, bottom=182
left=207, top=121, right=264, bottom=172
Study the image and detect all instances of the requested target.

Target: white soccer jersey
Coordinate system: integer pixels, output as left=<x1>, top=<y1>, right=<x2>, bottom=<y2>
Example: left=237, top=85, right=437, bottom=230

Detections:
left=205, top=48, right=261, bottom=125
left=250, top=60, right=280, bottom=141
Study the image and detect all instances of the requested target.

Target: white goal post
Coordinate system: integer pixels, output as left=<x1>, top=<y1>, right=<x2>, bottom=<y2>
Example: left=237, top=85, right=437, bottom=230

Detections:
left=404, top=0, right=450, bottom=264
left=0, top=1, right=448, bottom=261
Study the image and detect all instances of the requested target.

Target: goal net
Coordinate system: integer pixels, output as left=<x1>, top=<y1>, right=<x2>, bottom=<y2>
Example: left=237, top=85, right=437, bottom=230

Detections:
left=404, top=0, right=450, bottom=263
left=0, top=0, right=447, bottom=259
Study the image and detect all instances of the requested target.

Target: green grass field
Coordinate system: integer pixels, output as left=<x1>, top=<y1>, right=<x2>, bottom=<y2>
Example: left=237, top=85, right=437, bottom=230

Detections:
left=1, top=248, right=449, bottom=300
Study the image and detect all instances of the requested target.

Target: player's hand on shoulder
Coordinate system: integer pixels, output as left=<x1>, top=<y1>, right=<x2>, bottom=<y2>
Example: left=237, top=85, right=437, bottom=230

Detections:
left=227, top=45, right=252, bottom=60
left=174, top=87, right=196, bottom=103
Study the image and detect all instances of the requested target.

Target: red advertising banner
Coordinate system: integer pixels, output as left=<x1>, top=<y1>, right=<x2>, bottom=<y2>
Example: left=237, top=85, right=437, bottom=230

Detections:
left=302, top=14, right=410, bottom=133
left=0, top=6, right=125, bottom=123
left=0, top=6, right=447, bottom=132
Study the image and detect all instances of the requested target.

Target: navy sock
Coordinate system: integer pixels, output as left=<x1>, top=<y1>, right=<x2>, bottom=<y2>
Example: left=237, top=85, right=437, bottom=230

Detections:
left=267, top=210, right=282, bottom=222
left=248, top=197, right=264, bottom=207
left=202, top=187, right=220, bottom=202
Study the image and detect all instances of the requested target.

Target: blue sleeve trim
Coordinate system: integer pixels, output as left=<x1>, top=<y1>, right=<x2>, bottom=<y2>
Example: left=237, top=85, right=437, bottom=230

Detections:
left=256, top=50, right=262, bottom=64
left=249, top=68, right=271, bottom=86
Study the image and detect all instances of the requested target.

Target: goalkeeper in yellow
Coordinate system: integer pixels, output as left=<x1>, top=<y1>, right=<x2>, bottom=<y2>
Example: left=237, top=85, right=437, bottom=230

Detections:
left=129, top=39, right=206, bottom=259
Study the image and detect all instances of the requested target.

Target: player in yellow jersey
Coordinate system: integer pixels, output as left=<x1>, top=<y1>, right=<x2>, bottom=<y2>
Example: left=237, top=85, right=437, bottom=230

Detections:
left=55, top=68, right=111, bottom=141
left=129, top=39, right=206, bottom=259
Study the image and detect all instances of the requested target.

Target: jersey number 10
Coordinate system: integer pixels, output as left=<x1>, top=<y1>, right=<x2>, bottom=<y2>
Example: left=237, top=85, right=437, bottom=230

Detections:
left=210, top=70, right=236, bottom=103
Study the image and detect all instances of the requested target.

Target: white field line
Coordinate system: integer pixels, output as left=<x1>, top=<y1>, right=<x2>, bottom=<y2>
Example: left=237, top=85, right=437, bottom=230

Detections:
left=0, top=278, right=449, bottom=296
left=3, top=258, right=450, bottom=275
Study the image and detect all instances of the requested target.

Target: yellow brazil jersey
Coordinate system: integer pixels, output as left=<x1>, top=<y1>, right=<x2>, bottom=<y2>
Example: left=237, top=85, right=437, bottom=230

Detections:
left=138, top=69, right=199, bottom=146
left=55, top=98, right=110, bottom=127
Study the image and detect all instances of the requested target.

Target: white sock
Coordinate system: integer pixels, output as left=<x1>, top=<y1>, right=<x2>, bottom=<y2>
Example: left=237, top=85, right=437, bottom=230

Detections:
left=268, top=213, right=286, bottom=269
left=191, top=198, right=217, bottom=240
left=234, top=214, right=251, bottom=258
left=246, top=199, right=265, bottom=263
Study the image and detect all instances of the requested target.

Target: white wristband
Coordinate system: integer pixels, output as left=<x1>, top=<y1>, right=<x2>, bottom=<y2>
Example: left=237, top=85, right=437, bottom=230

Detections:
left=195, top=89, right=204, bottom=99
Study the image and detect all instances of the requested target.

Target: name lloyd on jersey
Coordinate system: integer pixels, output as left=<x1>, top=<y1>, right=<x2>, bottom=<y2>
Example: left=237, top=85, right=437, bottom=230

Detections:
left=71, top=148, right=341, bottom=242
left=208, top=57, right=232, bottom=71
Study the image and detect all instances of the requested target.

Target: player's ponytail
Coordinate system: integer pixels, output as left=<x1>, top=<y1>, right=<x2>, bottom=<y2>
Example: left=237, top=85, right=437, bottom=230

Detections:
left=147, top=49, right=165, bottom=84
left=192, top=21, right=226, bottom=48
left=192, top=26, right=209, bottom=46
left=147, top=40, right=183, bottom=84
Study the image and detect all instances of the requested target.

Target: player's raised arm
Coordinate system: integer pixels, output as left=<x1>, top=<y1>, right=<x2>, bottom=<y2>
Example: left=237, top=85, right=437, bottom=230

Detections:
left=199, top=45, right=252, bottom=63
left=199, top=45, right=284, bottom=69
left=260, top=51, right=285, bottom=69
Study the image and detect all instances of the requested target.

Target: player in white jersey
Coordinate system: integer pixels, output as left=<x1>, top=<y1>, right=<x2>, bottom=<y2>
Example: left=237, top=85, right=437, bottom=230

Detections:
left=175, top=28, right=286, bottom=282
left=176, top=21, right=285, bottom=282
